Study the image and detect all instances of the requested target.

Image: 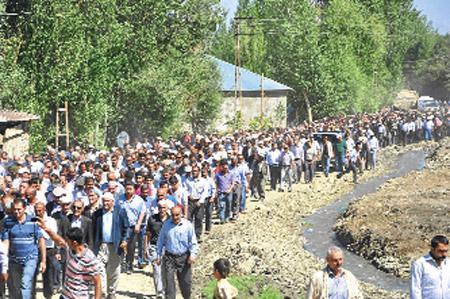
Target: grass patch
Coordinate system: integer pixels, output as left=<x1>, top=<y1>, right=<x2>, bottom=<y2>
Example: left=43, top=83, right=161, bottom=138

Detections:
left=201, top=275, right=284, bottom=298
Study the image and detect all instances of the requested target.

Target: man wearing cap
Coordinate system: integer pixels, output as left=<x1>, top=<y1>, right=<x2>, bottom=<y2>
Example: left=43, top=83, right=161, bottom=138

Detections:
left=92, top=192, right=128, bottom=299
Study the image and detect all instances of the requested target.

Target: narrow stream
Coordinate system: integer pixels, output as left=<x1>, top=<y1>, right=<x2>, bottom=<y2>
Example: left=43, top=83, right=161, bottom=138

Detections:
left=303, top=150, right=426, bottom=292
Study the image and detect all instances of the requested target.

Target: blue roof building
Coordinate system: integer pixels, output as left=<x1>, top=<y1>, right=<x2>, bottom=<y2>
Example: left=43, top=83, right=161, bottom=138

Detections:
left=210, top=56, right=293, bottom=94
left=209, top=56, right=292, bottom=130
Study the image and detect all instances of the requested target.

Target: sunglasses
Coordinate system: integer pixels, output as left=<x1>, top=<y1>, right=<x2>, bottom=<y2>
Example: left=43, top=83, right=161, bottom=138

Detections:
left=73, top=206, right=83, bottom=210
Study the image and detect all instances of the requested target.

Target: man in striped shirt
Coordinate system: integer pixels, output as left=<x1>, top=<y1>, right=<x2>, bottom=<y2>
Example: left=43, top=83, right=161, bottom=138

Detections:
left=37, top=222, right=102, bottom=299
left=2, top=198, right=46, bottom=299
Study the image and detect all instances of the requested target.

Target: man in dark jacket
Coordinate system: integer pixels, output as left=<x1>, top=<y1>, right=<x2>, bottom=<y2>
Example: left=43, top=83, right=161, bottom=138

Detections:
left=92, top=192, right=128, bottom=299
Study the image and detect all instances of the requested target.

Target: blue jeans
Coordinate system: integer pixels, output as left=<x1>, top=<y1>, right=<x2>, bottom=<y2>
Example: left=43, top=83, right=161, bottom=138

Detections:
left=323, top=156, right=331, bottom=176
left=423, top=128, right=432, bottom=141
left=137, top=226, right=147, bottom=265
left=8, top=257, right=38, bottom=299
left=218, top=193, right=232, bottom=222
left=240, top=186, right=247, bottom=212
left=336, top=153, right=346, bottom=175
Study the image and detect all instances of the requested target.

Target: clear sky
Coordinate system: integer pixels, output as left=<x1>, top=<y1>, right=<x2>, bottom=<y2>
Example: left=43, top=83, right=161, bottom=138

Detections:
left=220, top=0, right=450, bottom=35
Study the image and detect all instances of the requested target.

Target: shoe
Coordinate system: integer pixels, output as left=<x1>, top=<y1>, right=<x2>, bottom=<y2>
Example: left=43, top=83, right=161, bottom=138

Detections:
left=137, top=263, right=145, bottom=269
left=278, top=188, right=284, bottom=192
left=204, top=230, right=210, bottom=235
left=288, top=188, right=292, bottom=192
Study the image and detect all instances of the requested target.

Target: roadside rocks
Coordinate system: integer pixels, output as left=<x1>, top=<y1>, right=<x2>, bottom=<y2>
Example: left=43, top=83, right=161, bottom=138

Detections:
left=334, top=137, right=450, bottom=280
left=192, top=143, right=411, bottom=298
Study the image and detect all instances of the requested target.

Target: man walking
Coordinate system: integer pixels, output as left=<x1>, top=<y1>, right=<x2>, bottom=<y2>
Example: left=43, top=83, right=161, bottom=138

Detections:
left=410, top=235, right=450, bottom=299
left=119, top=181, right=146, bottom=274
left=214, top=160, right=234, bottom=224
left=92, top=192, right=128, bottom=299
left=184, top=165, right=208, bottom=241
left=2, top=198, right=46, bottom=299
left=37, top=224, right=102, bottom=299
left=156, top=206, right=198, bottom=299
left=307, top=246, right=362, bottom=299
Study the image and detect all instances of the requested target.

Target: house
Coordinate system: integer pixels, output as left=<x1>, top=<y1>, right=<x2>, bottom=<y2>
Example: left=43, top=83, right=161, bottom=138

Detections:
left=211, top=56, right=293, bottom=131
left=0, top=110, right=39, bottom=157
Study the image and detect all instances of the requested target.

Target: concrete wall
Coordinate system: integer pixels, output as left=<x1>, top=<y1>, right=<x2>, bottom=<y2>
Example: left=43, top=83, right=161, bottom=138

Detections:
left=216, top=95, right=287, bottom=131
left=0, top=125, right=30, bottom=158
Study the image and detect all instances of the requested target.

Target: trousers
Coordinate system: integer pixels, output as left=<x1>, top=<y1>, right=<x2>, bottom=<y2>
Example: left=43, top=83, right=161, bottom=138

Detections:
left=162, top=253, right=192, bottom=299
left=97, top=243, right=121, bottom=297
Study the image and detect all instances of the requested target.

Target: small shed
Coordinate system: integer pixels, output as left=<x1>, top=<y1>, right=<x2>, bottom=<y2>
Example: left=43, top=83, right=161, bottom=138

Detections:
left=211, top=56, right=293, bottom=130
left=0, top=110, right=39, bottom=157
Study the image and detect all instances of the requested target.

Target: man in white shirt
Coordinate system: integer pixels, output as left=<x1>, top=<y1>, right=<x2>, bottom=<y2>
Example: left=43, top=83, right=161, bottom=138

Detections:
left=35, top=202, right=59, bottom=298
left=410, top=235, right=450, bottom=299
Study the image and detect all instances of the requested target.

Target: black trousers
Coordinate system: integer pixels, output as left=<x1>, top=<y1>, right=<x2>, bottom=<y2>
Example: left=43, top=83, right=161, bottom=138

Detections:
left=43, top=248, right=61, bottom=298
left=188, top=201, right=204, bottom=239
left=163, top=253, right=192, bottom=299
left=204, top=198, right=213, bottom=232
left=126, top=228, right=138, bottom=269
left=269, top=165, right=281, bottom=190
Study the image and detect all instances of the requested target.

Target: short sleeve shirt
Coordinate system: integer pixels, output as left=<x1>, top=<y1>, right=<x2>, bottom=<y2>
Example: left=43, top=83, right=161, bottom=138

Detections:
left=62, top=245, right=101, bottom=299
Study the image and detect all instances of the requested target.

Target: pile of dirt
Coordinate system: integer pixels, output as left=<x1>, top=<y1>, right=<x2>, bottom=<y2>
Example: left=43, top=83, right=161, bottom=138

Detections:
left=192, top=146, right=410, bottom=298
left=334, top=138, right=450, bottom=279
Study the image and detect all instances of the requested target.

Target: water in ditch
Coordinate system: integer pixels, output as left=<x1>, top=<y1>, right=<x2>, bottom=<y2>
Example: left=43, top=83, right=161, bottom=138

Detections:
left=303, top=150, right=426, bottom=292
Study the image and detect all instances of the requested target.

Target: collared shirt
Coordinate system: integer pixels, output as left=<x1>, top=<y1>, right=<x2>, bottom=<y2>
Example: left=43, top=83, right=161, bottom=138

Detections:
left=327, top=267, right=348, bottom=299
left=118, top=194, right=146, bottom=226
left=185, top=176, right=208, bottom=203
left=410, top=254, right=450, bottom=299
left=266, top=149, right=281, bottom=166
left=157, top=218, right=198, bottom=258
left=1, top=215, right=43, bottom=264
left=71, top=216, right=82, bottom=228
left=215, top=171, right=234, bottom=193
left=280, top=150, right=294, bottom=166
left=42, top=215, right=58, bottom=248
left=0, top=242, right=8, bottom=274
left=102, top=210, right=114, bottom=243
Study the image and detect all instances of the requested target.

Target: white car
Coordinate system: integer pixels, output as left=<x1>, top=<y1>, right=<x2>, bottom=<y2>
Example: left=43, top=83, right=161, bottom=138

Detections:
left=417, top=96, right=440, bottom=112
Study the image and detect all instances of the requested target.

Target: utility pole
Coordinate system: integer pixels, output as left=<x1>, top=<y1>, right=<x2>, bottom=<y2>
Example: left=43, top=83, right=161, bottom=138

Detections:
left=234, top=17, right=242, bottom=116
left=260, top=73, right=264, bottom=116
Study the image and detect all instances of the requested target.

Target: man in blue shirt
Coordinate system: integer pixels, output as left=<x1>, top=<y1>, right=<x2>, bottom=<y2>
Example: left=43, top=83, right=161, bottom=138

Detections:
left=156, top=206, right=197, bottom=299
left=2, top=198, right=46, bottom=299
left=118, top=181, right=146, bottom=274
left=214, top=160, right=234, bottom=224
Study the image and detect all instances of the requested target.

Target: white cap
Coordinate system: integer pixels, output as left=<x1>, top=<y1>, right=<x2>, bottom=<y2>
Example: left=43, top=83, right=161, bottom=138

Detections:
left=52, top=186, right=66, bottom=197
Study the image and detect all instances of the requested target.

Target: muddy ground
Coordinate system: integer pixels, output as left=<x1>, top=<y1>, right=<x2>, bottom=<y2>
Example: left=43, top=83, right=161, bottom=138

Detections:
left=335, top=138, right=449, bottom=279
left=191, top=145, right=415, bottom=299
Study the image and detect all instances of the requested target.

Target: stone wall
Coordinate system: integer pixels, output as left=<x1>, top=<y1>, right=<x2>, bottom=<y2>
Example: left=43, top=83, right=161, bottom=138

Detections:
left=215, top=95, right=287, bottom=131
left=0, top=125, right=30, bottom=158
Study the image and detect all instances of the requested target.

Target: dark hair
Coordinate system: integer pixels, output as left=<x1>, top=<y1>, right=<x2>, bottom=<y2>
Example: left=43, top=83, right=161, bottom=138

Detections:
left=219, top=159, right=228, bottom=166
left=213, top=258, right=231, bottom=278
left=13, top=198, right=27, bottom=208
left=431, top=235, right=449, bottom=248
left=124, top=180, right=134, bottom=187
left=168, top=176, right=178, bottom=185
left=67, top=227, right=84, bottom=244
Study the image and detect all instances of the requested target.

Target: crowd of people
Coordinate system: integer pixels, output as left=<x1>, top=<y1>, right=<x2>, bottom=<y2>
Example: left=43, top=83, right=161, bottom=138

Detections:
left=0, top=106, right=447, bottom=299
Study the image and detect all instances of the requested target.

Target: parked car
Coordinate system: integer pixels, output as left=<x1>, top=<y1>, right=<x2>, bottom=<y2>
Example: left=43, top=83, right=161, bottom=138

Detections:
left=417, top=96, right=441, bottom=112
